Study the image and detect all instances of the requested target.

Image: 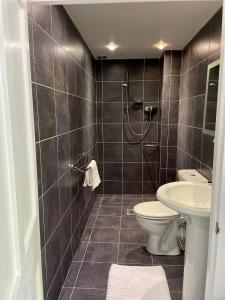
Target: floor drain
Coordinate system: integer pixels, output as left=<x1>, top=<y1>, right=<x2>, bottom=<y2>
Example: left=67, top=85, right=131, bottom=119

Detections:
left=126, top=208, right=134, bottom=216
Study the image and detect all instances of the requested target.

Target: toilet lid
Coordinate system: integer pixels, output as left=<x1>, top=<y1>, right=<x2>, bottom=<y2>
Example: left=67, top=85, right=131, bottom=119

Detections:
left=134, top=201, right=179, bottom=219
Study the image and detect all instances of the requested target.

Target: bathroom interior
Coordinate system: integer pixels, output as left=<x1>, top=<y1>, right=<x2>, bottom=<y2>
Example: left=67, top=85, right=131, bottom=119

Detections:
left=27, top=1, right=222, bottom=299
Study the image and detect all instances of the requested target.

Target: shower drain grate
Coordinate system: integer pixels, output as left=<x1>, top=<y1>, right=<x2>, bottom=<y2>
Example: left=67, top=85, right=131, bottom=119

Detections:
left=126, top=208, right=134, bottom=216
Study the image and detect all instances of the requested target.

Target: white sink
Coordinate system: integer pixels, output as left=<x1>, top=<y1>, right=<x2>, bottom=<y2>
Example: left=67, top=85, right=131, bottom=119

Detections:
left=157, top=182, right=212, bottom=300
left=157, top=181, right=211, bottom=217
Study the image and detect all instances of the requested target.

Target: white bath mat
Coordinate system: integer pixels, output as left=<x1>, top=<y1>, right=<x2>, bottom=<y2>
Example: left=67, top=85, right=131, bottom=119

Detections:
left=106, top=264, right=171, bottom=300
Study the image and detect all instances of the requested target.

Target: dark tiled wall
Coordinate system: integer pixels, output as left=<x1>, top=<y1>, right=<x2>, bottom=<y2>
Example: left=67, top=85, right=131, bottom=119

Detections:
left=96, top=59, right=161, bottom=194
left=177, top=9, right=222, bottom=180
left=28, top=5, right=96, bottom=299
left=159, top=51, right=181, bottom=185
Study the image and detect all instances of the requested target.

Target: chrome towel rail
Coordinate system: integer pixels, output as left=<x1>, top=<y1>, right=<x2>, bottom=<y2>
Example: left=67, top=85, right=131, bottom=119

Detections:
left=69, top=152, right=94, bottom=174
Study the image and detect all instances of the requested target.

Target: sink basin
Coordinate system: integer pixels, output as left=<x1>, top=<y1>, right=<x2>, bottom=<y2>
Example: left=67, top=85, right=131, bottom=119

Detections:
left=156, top=182, right=212, bottom=300
left=157, top=181, right=211, bottom=217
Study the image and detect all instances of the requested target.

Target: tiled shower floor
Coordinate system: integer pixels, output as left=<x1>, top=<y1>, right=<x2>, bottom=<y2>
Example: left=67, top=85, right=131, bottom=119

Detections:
left=58, top=194, right=184, bottom=300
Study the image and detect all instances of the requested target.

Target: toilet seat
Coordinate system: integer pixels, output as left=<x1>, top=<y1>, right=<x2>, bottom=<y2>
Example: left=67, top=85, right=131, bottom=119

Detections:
left=134, top=201, right=179, bottom=220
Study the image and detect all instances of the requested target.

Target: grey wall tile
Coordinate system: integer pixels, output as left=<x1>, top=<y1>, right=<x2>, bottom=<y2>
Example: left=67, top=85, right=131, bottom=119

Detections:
left=29, top=4, right=96, bottom=298
left=103, top=60, right=124, bottom=81
left=36, top=85, right=56, bottom=140
left=33, top=22, right=54, bottom=87
left=40, top=138, right=58, bottom=193
left=43, top=183, right=60, bottom=243
left=177, top=9, right=221, bottom=180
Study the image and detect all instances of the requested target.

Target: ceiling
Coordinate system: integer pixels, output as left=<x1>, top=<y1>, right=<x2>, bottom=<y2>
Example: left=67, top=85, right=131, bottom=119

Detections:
left=64, top=1, right=222, bottom=59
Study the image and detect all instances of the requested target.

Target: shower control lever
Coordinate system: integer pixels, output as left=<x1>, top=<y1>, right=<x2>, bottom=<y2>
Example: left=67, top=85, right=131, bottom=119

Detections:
left=144, top=106, right=153, bottom=113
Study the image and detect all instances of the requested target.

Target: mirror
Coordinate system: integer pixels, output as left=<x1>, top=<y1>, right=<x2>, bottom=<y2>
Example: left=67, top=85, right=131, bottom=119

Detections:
left=203, top=59, right=220, bottom=136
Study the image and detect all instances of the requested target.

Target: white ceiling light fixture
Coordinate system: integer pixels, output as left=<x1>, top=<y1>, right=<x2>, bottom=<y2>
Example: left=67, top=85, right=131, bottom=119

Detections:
left=154, top=40, right=169, bottom=50
left=106, top=42, right=118, bottom=51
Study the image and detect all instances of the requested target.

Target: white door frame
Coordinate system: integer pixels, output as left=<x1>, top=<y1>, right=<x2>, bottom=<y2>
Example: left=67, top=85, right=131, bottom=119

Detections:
left=205, top=2, right=225, bottom=299
left=0, top=0, right=43, bottom=298
left=28, top=0, right=223, bottom=5
left=1, top=0, right=224, bottom=299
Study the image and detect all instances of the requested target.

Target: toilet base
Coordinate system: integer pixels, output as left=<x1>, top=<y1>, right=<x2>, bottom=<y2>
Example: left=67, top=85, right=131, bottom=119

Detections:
left=146, top=235, right=181, bottom=256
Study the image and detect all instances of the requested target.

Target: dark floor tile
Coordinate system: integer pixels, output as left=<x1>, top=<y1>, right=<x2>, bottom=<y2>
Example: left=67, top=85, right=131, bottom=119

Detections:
left=98, top=206, right=121, bottom=217
left=73, top=242, right=88, bottom=262
left=120, top=228, right=148, bottom=244
left=58, top=288, right=73, bottom=300
left=122, top=198, right=146, bottom=207
left=63, top=262, right=81, bottom=287
left=171, top=292, right=182, bottom=300
left=84, top=243, right=118, bottom=263
left=101, top=196, right=122, bottom=206
left=90, top=206, right=99, bottom=216
left=58, top=193, right=184, bottom=300
left=71, top=288, right=106, bottom=300
left=81, top=227, right=92, bottom=242
left=122, top=206, right=134, bottom=216
left=118, top=244, right=152, bottom=265
left=94, top=196, right=103, bottom=206
left=75, top=262, right=111, bottom=289
left=123, top=194, right=143, bottom=199
left=91, top=227, right=119, bottom=243
left=163, top=266, right=184, bottom=293
left=47, top=266, right=62, bottom=300
left=95, top=216, right=120, bottom=228
left=121, top=216, right=141, bottom=229
left=86, top=215, right=96, bottom=228
left=152, top=253, right=184, bottom=266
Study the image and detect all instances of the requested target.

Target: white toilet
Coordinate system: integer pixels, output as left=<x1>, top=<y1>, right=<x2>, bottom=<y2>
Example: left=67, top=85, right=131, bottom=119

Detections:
left=134, top=169, right=208, bottom=256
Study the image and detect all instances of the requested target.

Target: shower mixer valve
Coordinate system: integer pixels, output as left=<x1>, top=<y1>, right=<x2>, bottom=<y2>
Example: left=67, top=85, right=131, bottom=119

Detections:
left=144, top=106, right=155, bottom=113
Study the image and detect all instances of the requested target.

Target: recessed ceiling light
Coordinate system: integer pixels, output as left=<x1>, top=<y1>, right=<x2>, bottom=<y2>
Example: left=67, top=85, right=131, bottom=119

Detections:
left=106, top=42, right=118, bottom=51
left=154, top=40, right=169, bottom=50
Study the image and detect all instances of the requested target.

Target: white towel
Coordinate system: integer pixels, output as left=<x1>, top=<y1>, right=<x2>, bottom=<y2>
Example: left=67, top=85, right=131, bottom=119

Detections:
left=83, top=160, right=101, bottom=190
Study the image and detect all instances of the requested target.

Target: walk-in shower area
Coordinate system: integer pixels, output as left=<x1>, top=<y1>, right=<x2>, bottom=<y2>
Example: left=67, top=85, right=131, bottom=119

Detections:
left=96, top=54, right=181, bottom=195
left=27, top=3, right=222, bottom=300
